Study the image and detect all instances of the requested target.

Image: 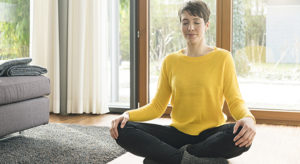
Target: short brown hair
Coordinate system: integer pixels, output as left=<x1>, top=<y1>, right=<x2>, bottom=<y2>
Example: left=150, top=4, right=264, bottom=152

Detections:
left=178, top=0, right=210, bottom=23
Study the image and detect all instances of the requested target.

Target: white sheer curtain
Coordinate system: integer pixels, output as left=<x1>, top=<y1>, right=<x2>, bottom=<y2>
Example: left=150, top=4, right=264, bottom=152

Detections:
left=67, top=0, right=108, bottom=114
left=67, top=0, right=110, bottom=114
left=31, top=0, right=110, bottom=114
left=31, top=0, right=60, bottom=113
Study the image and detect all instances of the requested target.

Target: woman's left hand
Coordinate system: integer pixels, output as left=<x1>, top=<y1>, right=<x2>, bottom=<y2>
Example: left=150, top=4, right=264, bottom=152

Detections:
left=233, top=117, right=256, bottom=147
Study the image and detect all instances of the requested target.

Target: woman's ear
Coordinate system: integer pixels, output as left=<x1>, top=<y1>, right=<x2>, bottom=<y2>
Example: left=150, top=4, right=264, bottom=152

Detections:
left=205, top=21, right=210, bottom=32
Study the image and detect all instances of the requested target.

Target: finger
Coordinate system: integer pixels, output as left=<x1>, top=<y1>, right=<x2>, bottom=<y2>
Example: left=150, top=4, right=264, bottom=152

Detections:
left=235, top=130, right=251, bottom=146
left=234, top=126, right=247, bottom=142
left=239, top=140, right=250, bottom=147
left=246, top=143, right=252, bottom=148
left=241, top=131, right=255, bottom=147
left=114, top=120, right=120, bottom=139
left=233, top=122, right=241, bottom=134
left=245, top=138, right=254, bottom=147
left=111, top=121, right=117, bottom=139
left=238, top=133, right=251, bottom=147
left=112, top=120, right=119, bottom=139
left=111, top=120, right=114, bottom=128
left=245, top=133, right=256, bottom=147
left=250, top=131, right=256, bottom=141
left=121, top=118, right=128, bottom=128
left=110, top=128, right=115, bottom=139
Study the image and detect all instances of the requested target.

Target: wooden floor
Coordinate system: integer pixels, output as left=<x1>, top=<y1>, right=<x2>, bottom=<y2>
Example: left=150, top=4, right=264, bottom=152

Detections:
left=50, top=114, right=300, bottom=164
left=50, top=113, right=120, bottom=127
left=49, top=113, right=172, bottom=126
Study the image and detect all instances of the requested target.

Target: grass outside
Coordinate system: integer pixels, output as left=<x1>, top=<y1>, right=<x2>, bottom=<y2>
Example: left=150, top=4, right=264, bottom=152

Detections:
left=245, top=63, right=300, bottom=82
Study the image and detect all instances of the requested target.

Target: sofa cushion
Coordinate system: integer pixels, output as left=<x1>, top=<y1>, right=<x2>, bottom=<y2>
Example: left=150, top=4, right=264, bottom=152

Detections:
left=0, top=97, right=49, bottom=137
left=0, top=76, right=50, bottom=105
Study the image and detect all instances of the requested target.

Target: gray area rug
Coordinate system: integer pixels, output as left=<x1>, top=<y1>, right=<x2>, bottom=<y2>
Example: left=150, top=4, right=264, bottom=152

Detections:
left=0, top=123, right=126, bottom=164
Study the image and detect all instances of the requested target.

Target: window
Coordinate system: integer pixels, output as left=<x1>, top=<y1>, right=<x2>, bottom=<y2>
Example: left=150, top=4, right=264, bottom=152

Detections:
left=149, top=0, right=216, bottom=101
left=0, top=0, right=30, bottom=60
left=108, top=0, right=130, bottom=108
left=233, top=0, right=300, bottom=111
left=137, top=0, right=300, bottom=122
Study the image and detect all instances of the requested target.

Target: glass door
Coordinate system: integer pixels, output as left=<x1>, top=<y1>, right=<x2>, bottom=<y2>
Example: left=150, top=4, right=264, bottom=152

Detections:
left=108, top=0, right=131, bottom=110
left=232, top=0, right=300, bottom=111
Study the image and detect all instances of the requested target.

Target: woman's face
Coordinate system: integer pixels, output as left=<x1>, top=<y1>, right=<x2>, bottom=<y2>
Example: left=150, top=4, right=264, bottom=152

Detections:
left=180, top=11, right=209, bottom=44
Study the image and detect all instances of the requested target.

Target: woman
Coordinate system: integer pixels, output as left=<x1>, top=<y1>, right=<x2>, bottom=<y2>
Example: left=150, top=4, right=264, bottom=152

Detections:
left=110, top=1, right=256, bottom=164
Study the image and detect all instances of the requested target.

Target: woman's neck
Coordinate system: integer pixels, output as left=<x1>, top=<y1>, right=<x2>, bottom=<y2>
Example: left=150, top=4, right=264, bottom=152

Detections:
left=185, top=40, right=212, bottom=57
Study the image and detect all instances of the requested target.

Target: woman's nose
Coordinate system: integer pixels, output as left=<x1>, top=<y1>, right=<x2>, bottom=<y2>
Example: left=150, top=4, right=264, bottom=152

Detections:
left=188, top=24, right=194, bottom=31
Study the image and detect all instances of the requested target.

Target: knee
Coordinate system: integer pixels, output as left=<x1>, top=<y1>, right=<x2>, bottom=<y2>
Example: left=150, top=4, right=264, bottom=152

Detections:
left=221, top=134, right=251, bottom=159
left=116, top=121, right=134, bottom=141
left=230, top=128, right=252, bottom=158
left=224, top=123, right=245, bottom=142
left=220, top=125, right=252, bottom=158
left=231, top=124, right=252, bottom=152
left=223, top=123, right=243, bottom=134
left=117, top=121, right=134, bottom=131
left=115, top=121, right=140, bottom=150
left=231, top=143, right=251, bottom=158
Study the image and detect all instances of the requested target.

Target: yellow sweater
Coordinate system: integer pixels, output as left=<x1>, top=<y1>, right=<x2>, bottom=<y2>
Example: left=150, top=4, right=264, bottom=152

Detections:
left=128, top=47, right=255, bottom=136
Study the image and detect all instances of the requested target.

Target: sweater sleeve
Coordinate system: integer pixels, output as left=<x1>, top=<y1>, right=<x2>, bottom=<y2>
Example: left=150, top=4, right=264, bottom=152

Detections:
left=128, top=57, right=172, bottom=121
left=223, top=53, right=255, bottom=122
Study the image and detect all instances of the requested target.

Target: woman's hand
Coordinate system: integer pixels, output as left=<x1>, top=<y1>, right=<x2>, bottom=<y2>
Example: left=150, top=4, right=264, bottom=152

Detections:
left=233, top=117, right=256, bottom=147
left=110, top=112, right=130, bottom=139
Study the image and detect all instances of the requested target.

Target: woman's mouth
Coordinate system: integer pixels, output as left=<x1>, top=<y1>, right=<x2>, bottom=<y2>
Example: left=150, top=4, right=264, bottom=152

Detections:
left=186, top=34, right=197, bottom=38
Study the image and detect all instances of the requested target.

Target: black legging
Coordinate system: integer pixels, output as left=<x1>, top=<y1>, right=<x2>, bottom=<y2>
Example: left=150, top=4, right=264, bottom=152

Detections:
left=115, top=121, right=250, bottom=164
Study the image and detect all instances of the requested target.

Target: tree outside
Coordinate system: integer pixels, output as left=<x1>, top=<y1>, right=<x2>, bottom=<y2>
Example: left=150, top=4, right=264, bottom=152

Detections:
left=232, top=0, right=300, bottom=110
left=233, top=0, right=300, bottom=82
left=233, top=0, right=267, bottom=77
left=119, top=0, right=130, bottom=63
left=0, top=0, right=30, bottom=60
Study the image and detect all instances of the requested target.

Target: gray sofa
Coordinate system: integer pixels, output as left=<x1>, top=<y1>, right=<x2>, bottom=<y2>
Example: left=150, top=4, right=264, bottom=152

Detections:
left=0, top=76, right=50, bottom=137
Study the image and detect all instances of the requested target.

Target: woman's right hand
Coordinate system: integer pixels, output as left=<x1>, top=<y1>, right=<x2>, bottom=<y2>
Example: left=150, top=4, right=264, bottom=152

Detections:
left=110, top=112, right=130, bottom=139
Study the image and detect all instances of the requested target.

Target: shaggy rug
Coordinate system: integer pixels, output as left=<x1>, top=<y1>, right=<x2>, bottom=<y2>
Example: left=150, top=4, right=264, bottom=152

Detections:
left=0, top=123, right=126, bottom=164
